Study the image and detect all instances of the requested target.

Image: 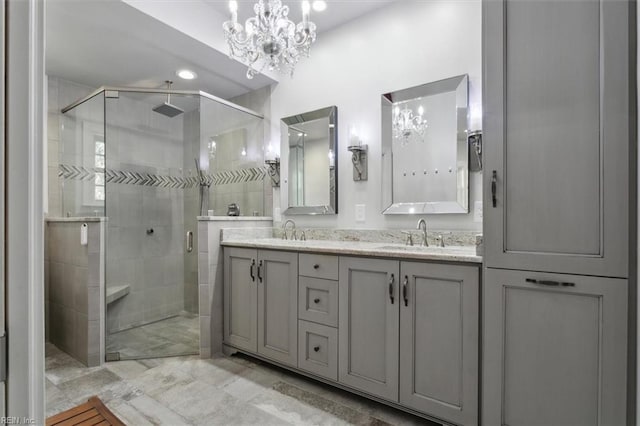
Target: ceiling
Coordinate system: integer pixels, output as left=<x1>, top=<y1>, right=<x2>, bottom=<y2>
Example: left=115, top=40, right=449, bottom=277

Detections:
left=206, top=0, right=397, bottom=33
left=46, top=0, right=396, bottom=100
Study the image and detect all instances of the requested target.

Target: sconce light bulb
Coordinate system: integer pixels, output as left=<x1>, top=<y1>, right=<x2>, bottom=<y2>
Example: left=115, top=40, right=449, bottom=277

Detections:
left=418, top=105, right=424, bottom=116
left=241, top=147, right=247, bottom=156
left=229, top=0, right=238, bottom=13
left=302, top=1, right=311, bottom=15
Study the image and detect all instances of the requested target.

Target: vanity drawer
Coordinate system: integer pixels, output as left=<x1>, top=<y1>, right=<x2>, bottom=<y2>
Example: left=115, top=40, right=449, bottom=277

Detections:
left=298, top=320, right=338, bottom=381
left=298, top=276, right=338, bottom=327
left=299, top=253, right=339, bottom=280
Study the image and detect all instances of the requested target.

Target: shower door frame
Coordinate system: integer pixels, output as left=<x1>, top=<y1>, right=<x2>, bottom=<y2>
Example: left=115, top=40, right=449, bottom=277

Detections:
left=62, top=86, right=264, bottom=119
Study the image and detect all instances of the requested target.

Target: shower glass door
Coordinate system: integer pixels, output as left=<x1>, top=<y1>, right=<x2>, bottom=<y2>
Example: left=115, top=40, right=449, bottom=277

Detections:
left=104, top=91, right=202, bottom=360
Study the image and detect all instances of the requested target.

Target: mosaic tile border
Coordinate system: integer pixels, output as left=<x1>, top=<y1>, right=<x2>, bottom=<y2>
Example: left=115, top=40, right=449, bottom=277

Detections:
left=58, top=164, right=267, bottom=189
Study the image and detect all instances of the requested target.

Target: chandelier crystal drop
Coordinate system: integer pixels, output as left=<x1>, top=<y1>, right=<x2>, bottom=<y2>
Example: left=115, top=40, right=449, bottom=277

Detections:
left=223, top=0, right=317, bottom=79
left=392, top=105, right=428, bottom=145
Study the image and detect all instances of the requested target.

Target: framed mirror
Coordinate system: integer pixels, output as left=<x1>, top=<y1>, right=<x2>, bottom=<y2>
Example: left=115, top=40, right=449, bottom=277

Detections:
left=381, top=75, right=469, bottom=214
left=282, top=106, right=338, bottom=215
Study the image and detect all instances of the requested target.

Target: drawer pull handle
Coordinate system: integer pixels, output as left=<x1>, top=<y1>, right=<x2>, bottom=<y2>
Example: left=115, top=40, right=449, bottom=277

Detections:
left=313, top=346, right=320, bottom=352
left=257, top=260, right=263, bottom=283
left=388, top=274, right=395, bottom=304
left=313, top=298, right=320, bottom=304
left=526, top=278, right=575, bottom=287
left=491, top=170, right=498, bottom=208
left=313, top=264, right=320, bottom=270
left=403, top=275, right=409, bottom=307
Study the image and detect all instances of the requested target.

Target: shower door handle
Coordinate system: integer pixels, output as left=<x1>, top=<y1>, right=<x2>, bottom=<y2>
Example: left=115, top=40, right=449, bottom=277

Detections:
left=186, top=231, right=193, bottom=253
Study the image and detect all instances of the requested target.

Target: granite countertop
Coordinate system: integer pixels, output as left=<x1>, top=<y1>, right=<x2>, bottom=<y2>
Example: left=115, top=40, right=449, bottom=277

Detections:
left=221, top=237, right=482, bottom=264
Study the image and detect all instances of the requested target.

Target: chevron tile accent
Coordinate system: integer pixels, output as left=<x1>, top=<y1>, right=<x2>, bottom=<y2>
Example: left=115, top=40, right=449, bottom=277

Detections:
left=58, top=164, right=267, bottom=189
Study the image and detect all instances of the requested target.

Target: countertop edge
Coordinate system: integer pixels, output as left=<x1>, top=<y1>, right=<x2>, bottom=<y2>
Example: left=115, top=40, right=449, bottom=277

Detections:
left=221, top=240, right=483, bottom=264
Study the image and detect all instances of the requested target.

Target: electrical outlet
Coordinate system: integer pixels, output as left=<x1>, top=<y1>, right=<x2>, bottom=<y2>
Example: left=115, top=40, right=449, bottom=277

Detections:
left=355, top=204, right=366, bottom=223
left=473, top=201, right=483, bottom=223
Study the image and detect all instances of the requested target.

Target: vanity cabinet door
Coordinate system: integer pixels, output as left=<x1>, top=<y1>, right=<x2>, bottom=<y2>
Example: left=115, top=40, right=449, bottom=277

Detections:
left=399, top=262, right=479, bottom=426
left=483, top=268, right=627, bottom=426
left=257, top=250, right=298, bottom=367
left=338, top=257, right=400, bottom=402
left=483, top=0, right=630, bottom=277
left=224, top=248, right=258, bottom=353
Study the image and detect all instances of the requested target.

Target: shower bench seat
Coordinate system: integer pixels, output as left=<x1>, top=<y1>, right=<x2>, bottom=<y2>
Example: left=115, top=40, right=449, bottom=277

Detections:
left=106, top=284, right=130, bottom=305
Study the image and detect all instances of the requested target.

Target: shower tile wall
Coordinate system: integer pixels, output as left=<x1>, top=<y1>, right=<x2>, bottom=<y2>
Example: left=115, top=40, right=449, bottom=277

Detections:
left=47, top=77, right=97, bottom=218
left=204, top=87, right=272, bottom=217
left=46, top=219, right=106, bottom=367
left=105, top=94, right=186, bottom=333
left=208, top=129, right=266, bottom=216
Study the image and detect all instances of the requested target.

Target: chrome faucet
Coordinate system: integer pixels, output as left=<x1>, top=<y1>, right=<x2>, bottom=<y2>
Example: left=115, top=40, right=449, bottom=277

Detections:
left=416, top=218, right=429, bottom=247
left=282, top=219, right=296, bottom=240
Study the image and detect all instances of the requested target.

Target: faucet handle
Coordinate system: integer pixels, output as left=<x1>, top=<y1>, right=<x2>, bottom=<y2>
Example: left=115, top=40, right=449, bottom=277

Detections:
left=292, top=229, right=297, bottom=241
left=401, top=231, right=414, bottom=246
left=437, top=235, right=445, bottom=248
left=282, top=230, right=288, bottom=240
left=300, top=230, right=306, bottom=241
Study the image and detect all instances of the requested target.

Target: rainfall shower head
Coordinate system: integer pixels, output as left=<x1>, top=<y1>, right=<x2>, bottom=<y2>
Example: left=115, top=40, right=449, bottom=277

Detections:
left=153, top=102, right=184, bottom=117
left=153, top=80, right=184, bottom=118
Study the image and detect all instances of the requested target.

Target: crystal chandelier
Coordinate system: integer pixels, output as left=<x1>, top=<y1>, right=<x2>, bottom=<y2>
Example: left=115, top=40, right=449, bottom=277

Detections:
left=223, top=0, right=317, bottom=79
left=392, top=105, right=428, bottom=145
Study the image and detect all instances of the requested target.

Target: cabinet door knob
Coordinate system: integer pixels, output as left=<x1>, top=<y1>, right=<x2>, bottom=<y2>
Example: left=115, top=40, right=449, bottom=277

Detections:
left=313, top=298, right=320, bottom=304
left=313, top=346, right=320, bottom=352
left=313, top=264, right=320, bottom=270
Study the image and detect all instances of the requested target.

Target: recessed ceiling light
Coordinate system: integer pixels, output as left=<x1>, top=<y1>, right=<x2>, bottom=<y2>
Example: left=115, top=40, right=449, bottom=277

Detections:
left=176, top=69, right=197, bottom=80
left=312, top=0, right=327, bottom=12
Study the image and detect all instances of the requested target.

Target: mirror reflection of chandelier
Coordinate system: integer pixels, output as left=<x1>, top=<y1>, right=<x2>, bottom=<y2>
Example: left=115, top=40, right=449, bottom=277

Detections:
left=223, top=0, right=317, bottom=79
left=393, top=105, right=428, bottom=145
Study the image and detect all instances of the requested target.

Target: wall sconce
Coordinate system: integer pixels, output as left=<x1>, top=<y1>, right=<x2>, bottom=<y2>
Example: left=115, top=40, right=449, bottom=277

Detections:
left=468, top=130, right=482, bottom=172
left=347, top=127, right=368, bottom=181
left=265, top=158, right=280, bottom=187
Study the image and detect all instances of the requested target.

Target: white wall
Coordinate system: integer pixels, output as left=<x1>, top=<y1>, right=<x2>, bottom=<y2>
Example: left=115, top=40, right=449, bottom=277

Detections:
left=270, top=0, right=482, bottom=231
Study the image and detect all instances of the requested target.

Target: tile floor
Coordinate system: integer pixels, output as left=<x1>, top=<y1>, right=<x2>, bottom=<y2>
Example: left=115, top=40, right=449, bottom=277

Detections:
left=106, top=313, right=199, bottom=360
left=45, top=343, right=437, bottom=425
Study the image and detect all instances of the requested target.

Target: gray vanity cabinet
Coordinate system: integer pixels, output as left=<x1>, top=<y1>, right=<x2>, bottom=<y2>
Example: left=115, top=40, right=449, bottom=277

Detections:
left=399, top=262, right=479, bottom=426
left=483, top=269, right=628, bottom=426
left=338, top=257, right=400, bottom=402
left=223, top=247, right=258, bottom=353
left=483, top=0, right=630, bottom=278
left=224, top=247, right=298, bottom=367
left=256, top=250, right=298, bottom=366
left=339, top=256, right=480, bottom=425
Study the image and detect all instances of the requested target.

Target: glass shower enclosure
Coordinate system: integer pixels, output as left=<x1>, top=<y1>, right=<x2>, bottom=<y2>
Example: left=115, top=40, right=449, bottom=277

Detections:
left=59, top=87, right=265, bottom=360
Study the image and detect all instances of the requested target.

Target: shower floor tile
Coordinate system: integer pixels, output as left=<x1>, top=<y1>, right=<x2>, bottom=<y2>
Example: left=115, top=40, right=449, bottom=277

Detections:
left=45, top=343, right=433, bottom=425
left=107, top=312, right=199, bottom=360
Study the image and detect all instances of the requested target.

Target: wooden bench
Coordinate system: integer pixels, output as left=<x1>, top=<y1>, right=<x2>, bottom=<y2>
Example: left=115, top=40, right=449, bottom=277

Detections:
left=46, top=396, right=125, bottom=426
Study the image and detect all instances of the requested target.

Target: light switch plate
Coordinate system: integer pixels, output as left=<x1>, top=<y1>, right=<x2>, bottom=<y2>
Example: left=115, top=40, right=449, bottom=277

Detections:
left=473, top=201, right=483, bottom=223
left=355, top=204, right=366, bottom=223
